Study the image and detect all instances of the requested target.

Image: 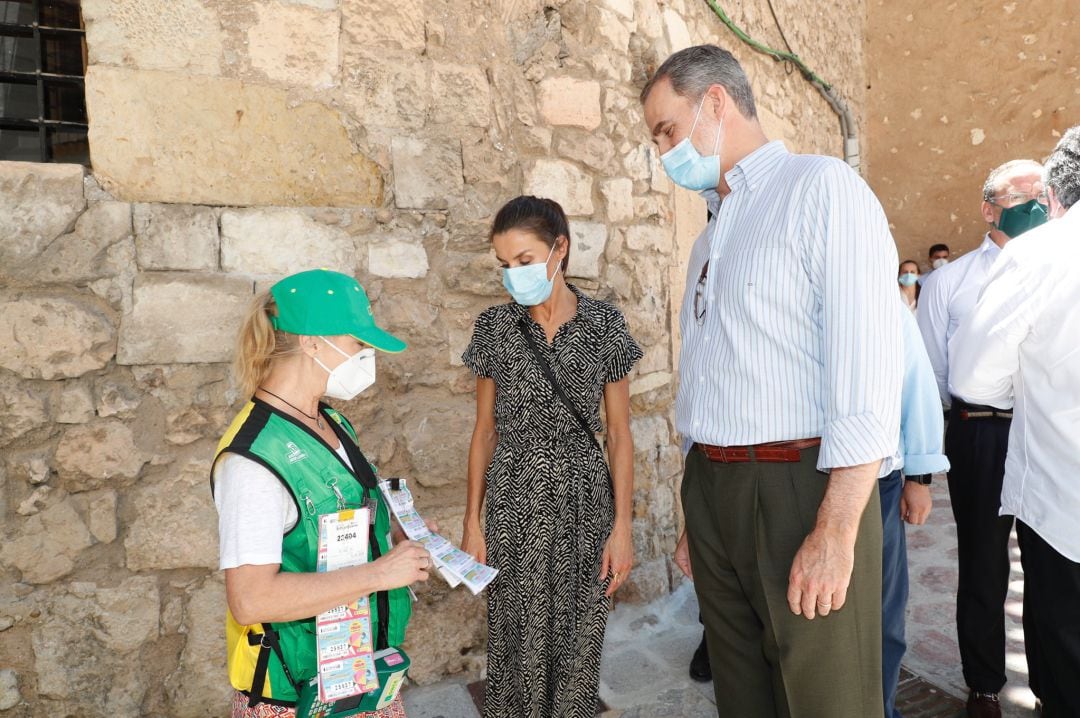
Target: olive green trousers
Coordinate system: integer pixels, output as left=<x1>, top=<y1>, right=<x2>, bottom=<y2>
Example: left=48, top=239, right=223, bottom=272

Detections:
left=681, top=446, right=883, bottom=718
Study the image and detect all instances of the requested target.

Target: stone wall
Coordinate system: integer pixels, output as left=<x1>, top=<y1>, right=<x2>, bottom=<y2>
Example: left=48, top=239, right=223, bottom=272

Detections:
left=865, top=0, right=1080, bottom=265
left=0, top=0, right=867, bottom=714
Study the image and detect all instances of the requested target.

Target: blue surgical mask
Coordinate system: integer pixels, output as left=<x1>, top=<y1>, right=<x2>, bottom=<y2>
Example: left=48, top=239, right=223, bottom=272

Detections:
left=660, top=95, right=723, bottom=191
left=502, top=243, right=559, bottom=306
left=898, top=273, right=918, bottom=287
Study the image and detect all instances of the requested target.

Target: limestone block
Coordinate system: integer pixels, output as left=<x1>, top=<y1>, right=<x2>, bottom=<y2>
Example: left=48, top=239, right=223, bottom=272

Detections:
left=81, top=0, right=223, bottom=75
left=343, top=62, right=430, bottom=130
left=32, top=577, right=158, bottom=712
left=630, top=371, right=671, bottom=396
left=662, top=8, right=692, bottom=53
left=0, top=669, right=18, bottom=711
left=567, top=222, right=607, bottom=280
left=401, top=395, right=472, bottom=488
left=624, top=224, right=668, bottom=251
left=54, top=383, right=96, bottom=424
left=0, top=293, right=116, bottom=380
left=391, top=137, right=465, bottom=210
left=523, top=159, right=594, bottom=216
left=22, top=202, right=133, bottom=284
left=168, top=577, right=231, bottom=717
left=95, top=379, right=143, bottom=419
left=600, top=0, right=634, bottom=21
left=55, top=420, right=147, bottom=492
left=537, top=77, right=602, bottom=130
left=438, top=252, right=505, bottom=297
left=248, top=2, right=339, bottom=88
left=430, top=64, right=492, bottom=127
left=367, top=234, right=430, bottom=279
left=133, top=204, right=219, bottom=271
left=125, top=456, right=219, bottom=571
left=617, top=556, right=669, bottom=604
left=91, top=577, right=161, bottom=652
left=117, top=273, right=253, bottom=365
left=401, top=585, right=486, bottom=684
left=595, top=7, right=631, bottom=52
left=0, top=162, right=85, bottom=272
left=601, top=178, right=634, bottom=222
left=631, top=414, right=670, bottom=455
left=84, top=490, right=119, bottom=544
left=85, top=66, right=383, bottom=207
left=555, top=132, right=616, bottom=173
left=220, top=209, right=356, bottom=276
left=341, top=0, right=425, bottom=59
left=0, top=499, right=94, bottom=583
left=0, top=374, right=48, bottom=447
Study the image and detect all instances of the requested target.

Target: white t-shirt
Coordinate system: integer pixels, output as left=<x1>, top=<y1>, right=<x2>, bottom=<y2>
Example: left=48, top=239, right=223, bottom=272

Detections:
left=214, top=443, right=353, bottom=570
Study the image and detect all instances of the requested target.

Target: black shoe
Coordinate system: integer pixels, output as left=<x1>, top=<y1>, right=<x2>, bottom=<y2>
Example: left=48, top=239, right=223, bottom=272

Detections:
left=689, top=633, right=711, bottom=682
left=966, top=691, right=1002, bottom=718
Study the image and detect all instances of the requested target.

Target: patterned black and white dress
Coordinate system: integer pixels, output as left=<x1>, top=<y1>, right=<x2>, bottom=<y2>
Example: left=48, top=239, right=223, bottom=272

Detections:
left=463, top=285, right=643, bottom=718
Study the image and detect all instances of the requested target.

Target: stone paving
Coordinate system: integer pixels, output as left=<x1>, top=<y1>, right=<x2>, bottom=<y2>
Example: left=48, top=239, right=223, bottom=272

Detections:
left=402, top=475, right=1039, bottom=718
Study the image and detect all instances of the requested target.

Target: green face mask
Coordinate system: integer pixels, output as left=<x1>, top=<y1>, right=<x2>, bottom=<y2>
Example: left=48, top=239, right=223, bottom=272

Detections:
left=994, top=199, right=1048, bottom=238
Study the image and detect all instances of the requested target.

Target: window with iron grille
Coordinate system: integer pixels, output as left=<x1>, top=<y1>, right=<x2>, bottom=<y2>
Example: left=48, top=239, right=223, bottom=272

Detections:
left=0, top=0, right=88, bottom=164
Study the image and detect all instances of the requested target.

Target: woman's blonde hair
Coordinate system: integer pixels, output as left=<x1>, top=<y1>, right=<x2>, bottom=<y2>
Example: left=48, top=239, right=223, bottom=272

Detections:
left=234, top=291, right=301, bottom=398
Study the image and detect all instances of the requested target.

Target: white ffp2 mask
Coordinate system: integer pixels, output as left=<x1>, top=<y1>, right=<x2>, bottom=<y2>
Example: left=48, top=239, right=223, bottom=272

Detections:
left=314, top=337, right=376, bottom=400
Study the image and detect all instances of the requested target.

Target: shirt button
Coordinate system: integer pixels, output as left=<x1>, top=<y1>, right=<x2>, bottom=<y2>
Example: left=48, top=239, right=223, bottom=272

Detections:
left=705, top=335, right=711, bottom=341
left=699, top=376, right=705, bottom=383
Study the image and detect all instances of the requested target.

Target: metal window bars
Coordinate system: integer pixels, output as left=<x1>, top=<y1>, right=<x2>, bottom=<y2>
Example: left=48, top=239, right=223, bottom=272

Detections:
left=0, top=0, right=88, bottom=164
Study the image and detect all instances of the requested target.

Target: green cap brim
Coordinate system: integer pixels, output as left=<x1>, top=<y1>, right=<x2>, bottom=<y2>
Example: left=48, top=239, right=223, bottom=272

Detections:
left=351, top=326, right=407, bottom=354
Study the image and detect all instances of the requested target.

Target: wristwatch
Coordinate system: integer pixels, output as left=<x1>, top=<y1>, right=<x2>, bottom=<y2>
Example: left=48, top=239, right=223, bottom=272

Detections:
left=904, top=474, right=932, bottom=486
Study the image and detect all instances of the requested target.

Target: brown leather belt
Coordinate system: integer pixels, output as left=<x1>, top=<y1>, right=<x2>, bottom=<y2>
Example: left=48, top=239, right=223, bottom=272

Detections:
left=693, top=438, right=821, bottom=464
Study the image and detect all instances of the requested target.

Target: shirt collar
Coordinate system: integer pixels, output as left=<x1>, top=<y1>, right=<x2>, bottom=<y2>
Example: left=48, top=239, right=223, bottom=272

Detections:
left=978, top=233, right=1002, bottom=258
left=723, top=140, right=788, bottom=194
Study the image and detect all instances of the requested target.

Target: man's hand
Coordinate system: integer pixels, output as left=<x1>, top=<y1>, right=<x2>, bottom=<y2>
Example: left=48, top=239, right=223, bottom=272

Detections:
left=787, top=527, right=855, bottom=619
left=674, top=529, right=694, bottom=580
left=786, top=459, right=880, bottom=620
left=900, top=481, right=932, bottom=525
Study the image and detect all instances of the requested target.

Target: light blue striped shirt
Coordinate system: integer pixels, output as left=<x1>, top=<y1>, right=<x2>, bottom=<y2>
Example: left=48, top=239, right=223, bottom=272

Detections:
left=677, top=141, right=902, bottom=472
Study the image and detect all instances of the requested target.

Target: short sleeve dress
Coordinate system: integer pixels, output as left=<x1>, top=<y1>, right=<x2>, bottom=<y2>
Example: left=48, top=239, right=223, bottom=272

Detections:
left=462, top=284, right=643, bottom=718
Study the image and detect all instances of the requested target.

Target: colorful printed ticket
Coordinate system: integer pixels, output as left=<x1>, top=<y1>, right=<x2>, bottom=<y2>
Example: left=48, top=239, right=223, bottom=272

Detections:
left=378, top=480, right=498, bottom=595
left=315, top=508, right=379, bottom=703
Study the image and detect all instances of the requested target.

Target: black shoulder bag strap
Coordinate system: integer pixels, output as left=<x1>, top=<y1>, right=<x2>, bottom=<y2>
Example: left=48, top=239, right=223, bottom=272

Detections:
left=517, top=317, right=602, bottom=453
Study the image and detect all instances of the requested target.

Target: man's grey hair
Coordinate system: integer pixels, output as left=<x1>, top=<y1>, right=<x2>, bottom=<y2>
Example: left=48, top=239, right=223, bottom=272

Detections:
left=639, top=45, right=757, bottom=119
left=981, top=159, right=1043, bottom=202
left=1044, top=125, right=1080, bottom=210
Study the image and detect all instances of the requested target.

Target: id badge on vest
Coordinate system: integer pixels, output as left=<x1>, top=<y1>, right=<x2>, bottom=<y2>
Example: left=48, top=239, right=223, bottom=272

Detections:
left=314, top=508, right=379, bottom=703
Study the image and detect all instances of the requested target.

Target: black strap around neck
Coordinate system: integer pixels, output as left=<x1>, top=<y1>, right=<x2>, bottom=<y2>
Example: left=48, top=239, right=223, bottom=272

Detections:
left=517, top=317, right=602, bottom=453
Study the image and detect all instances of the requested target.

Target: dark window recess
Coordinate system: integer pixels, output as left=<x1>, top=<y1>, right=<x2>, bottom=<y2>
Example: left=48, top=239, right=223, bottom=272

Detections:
left=0, top=0, right=88, bottom=164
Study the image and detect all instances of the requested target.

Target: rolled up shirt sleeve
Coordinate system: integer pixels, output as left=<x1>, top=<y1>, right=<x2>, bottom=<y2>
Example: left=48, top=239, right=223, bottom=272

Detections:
left=899, top=305, right=950, bottom=475
left=810, top=163, right=903, bottom=471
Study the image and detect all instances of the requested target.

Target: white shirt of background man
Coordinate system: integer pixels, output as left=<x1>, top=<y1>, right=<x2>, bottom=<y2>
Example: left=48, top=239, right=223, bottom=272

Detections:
left=950, top=203, right=1080, bottom=561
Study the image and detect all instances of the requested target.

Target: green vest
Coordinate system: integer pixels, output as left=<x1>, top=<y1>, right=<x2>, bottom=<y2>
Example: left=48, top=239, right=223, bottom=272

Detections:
left=212, top=399, right=411, bottom=704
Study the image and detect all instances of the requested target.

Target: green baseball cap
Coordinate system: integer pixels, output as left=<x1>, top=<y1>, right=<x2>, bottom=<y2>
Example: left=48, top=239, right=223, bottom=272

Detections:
left=269, top=269, right=406, bottom=353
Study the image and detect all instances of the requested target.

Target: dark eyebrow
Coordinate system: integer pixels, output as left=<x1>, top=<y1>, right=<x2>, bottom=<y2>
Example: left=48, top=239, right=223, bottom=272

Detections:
left=651, top=119, right=672, bottom=138
left=494, top=248, right=533, bottom=264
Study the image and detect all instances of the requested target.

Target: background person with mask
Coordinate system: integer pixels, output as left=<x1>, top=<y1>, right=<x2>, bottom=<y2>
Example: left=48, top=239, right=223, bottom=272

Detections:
left=898, top=259, right=921, bottom=312
left=641, top=45, right=902, bottom=717
left=949, top=124, right=1080, bottom=718
left=460, top=196, right=641, bottom=718
left=916, top=159, right=1047, bottom=718
left=213, top=268, right=431, bottom=718
left=919, top=243, right=951, bottom=285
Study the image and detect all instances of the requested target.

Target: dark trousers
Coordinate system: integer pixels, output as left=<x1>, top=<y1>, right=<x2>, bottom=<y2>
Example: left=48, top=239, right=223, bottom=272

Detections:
left=879, top=471, right=908, bottom=718
left=944, top=403, right=1012, bottom=693
left=682, top=446, right=883, bottom=718
left=1016, top=521, right=1080, bottom=717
